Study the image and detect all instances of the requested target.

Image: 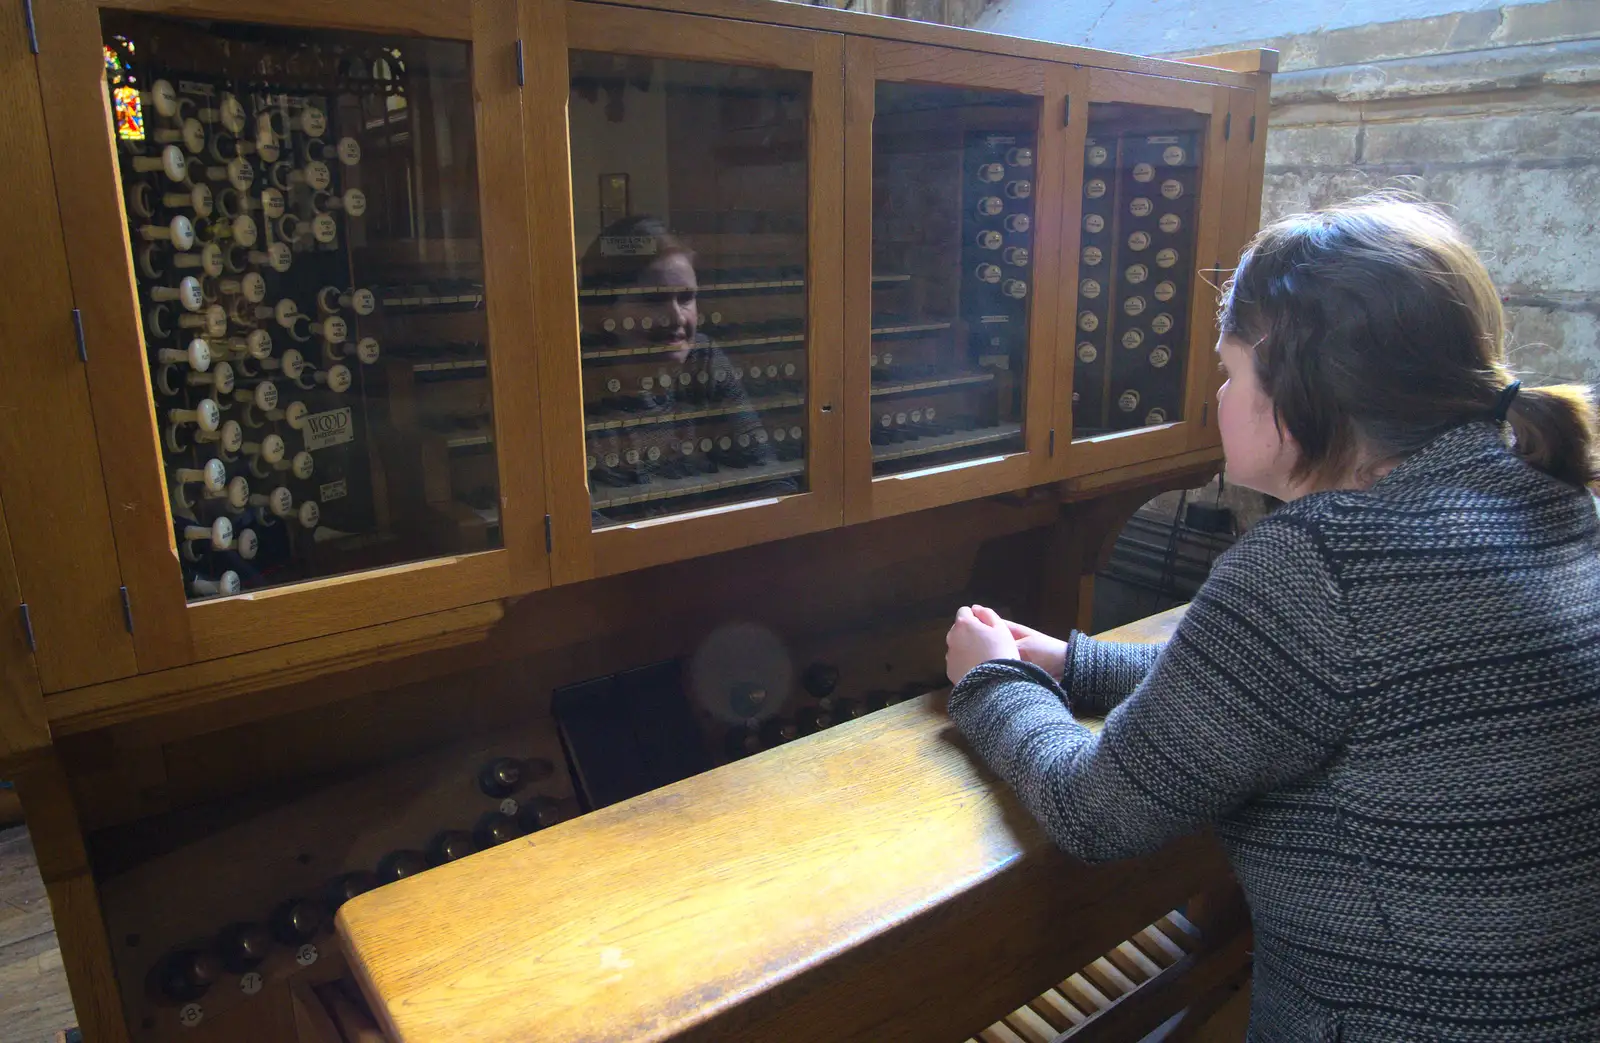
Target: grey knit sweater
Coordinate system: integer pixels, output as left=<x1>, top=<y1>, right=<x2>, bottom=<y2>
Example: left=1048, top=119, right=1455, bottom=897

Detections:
left=949, top=423, right=1600, bottom=1041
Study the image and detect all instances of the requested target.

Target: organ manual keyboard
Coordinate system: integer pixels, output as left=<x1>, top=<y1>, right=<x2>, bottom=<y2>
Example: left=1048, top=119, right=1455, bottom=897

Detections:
left=336, top=606, right=1251, bottom=1043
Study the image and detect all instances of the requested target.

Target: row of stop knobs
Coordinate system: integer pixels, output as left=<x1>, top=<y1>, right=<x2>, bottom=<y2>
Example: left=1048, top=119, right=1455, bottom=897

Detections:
left=155, top=755, right=559, bottom=1004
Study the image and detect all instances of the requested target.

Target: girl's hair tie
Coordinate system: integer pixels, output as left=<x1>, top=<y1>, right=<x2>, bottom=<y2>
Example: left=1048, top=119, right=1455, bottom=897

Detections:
left=1491, top=380, right=1522, bottom=423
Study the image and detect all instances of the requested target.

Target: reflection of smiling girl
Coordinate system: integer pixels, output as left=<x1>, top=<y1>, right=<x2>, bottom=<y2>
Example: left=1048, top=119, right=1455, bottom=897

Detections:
left=579, top=216, right=798, bottom=518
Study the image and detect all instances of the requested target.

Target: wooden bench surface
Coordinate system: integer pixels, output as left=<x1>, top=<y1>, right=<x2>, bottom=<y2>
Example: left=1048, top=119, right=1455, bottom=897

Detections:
left=337, top=606, right=1228, bottom=1043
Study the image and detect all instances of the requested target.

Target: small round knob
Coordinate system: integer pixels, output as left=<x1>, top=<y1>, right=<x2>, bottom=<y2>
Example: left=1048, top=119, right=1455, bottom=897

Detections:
left=376, top=850, right=428, bottom=883
left=515, top=797, right=564, bottom=834
left=215, top=922, right=271, bottom=973
left=159, top=948, right=222, bottom=1002
left=325, top=871, right=381, bottom=910
left=428, top=830, right=478, bottom=866
left=723, top=725, right=761, bottom=761
left=477, top=757, right=526, bottom=798
left=759, top=716, right=798, bottom=748
left=269, top=898, right=323, bottom=946
left=474, top=811, right=523, bottom=849
left=800, top=662, right=840, bottom=699
left=833, top=698, right=865, bottom=722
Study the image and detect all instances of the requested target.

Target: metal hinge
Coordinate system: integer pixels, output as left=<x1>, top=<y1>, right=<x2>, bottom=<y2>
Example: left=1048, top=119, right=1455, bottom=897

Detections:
left=119, top=585, right=134, bottom=633
left=22, top=0, right=37, bottom=54
left=1048, top=428, right=1056, bottom=456
left=1249, top=115, right=1257, bottom=142
left=1062, top=95, right=1070, bottom=127
left=19, top=603, right=35, bottom=652
left=71, top=308, right=86, bottom=362
left=544, top=514, right=552, bottom=553
left=515, top=39, right=525, bottom=88
left=1223, top=112, right=1232, bottom=141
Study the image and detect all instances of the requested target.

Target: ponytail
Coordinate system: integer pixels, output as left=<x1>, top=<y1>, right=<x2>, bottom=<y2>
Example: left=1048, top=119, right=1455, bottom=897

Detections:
left=1504, top=383, right=1600, bottom=493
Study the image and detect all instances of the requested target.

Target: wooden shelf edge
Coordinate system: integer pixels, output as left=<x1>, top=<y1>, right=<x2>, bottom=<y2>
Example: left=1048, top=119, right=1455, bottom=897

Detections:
left=43, top=601, right=506, bottom=737
left=1059, top=447, right=1224, bottom=501
left=578, top=0, right=1260, bottom=89
left=1173, top=48, right=1280, bottom=76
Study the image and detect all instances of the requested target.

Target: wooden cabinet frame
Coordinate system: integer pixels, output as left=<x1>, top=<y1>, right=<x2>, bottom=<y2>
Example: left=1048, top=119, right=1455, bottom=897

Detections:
left=1050, top=70, right=1252, bottom=479
left=527, top=1, right=847, bottom=583
left=841, top=39, right=1074, bottom=524
left=32, top=0, right=550, bottom=670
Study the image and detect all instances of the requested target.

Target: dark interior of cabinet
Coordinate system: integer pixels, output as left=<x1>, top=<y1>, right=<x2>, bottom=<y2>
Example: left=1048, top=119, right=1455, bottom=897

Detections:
left=102, top=13, right=500, bottom=608
left=569, top=53, right=812, bottom=527
left=869, top=83, right=1038, bottom=476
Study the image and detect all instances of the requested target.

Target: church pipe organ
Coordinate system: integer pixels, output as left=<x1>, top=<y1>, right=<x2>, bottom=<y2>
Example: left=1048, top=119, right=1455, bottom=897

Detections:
left=0, top=0, right=1272, bottom=1038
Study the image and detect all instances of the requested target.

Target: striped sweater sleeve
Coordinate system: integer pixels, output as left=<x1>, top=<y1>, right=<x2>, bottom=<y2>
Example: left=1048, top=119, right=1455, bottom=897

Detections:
left=948, top=515, right=1357, bottom=863
left=1063, top=635, right=1166, bottom=717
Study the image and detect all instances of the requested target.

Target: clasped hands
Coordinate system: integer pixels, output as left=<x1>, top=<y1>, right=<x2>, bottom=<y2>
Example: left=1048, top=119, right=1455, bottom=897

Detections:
left=945, top=605, right=1067, bottom=687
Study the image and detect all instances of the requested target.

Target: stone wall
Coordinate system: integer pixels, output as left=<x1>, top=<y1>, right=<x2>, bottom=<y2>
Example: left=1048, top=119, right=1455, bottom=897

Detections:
left=1243, top=0, right=1600, bottom=389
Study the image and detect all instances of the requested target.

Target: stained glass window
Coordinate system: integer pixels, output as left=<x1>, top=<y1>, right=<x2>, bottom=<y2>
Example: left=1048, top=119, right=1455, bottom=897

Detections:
left=104, top=39, right=144, bottom=140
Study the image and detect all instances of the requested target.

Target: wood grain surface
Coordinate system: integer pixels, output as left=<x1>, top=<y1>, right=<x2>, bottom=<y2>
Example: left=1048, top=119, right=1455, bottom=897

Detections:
left=338, top=608, right=1209, bottom=1043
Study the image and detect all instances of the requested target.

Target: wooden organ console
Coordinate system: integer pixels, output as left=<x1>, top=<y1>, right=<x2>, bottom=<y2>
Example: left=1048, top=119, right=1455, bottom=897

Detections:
left=0, top=0, right=1273, bottom=1039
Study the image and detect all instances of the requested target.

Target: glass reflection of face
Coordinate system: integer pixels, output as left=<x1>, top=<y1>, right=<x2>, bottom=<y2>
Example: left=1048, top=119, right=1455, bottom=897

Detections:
left=615, top=251, right=698, bottom=363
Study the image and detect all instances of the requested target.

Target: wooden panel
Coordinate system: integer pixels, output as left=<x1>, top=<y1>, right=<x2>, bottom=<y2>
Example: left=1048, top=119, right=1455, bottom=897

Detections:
left=13, top=753, right=131, bottom=1043
left=1085, top=69, right=1214, bottom=114
left=1189, top=86, right=1260, bottom=453
left=868, top=38, right=1045, bottom=94
left=90, top=0, right=468, bottom=36
left=1175, top=48, right=1280, bottom=76
left=1042, top=65, right=1092, bottom=483
left=569, top=1, right=834, bottom=69
left=564, top=0, right=1257, bottom=89
left=522, top=0, right=592, bottom=585
left=472, top=0, right=553, bottom=595
left=338, top=609, right=1229, bottom=1043
left=1175, top=86, right=1231, bottom=450
left=186, top=552, right=509, bottom=662
left=44, top=601, right=504, bottom=737
left=841, top=35, right=875, bottom=524
left=0, top=0, right=136, bottom=692
left=341, top=708, right=1228, bottom=1043
left=0, top=487, right=51, bottom=769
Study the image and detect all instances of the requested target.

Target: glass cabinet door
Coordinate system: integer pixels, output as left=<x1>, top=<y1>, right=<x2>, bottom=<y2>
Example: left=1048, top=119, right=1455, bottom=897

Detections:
left=1058, top=72, right=1230, bottom=476
left=37, top=0, right=534, bottom=666
left=536, top=5, right=844, bottom=581
left=570, top=53, right=812, bottom=526
left=844, top=42, right=1064, bottom=523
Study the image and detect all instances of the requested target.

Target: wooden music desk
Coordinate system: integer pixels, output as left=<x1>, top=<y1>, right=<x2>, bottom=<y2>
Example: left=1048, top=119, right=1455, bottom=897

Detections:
left=337, top=607, right=1233, bottom=1043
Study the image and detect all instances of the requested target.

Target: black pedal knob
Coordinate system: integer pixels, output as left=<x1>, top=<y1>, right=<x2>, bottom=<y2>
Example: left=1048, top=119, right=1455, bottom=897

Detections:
left=474, top=811, right=523, bottom=848
left=325, top=871, right=381, bottom=910
left=215, top=922, right=271, bottom=974
left=428, top=829, right=479, bottom=866
left=477, top=757, right=526, bottom=798
left=270, top=898, right=324, bottom=946
left=515, top=796, right=564, bottom=834
left=376, top=850, right=429, bottom=883
left=833, top=697, right=864, bottom=722
left=794, top=705, right=834, bottom=737
left=800, top=662, right=840, bottom=700
left=759, top=716, right=798, bottom=748
left=723, top=725, right=761, bottom=761
left=159, top=948, right=222, bottom=1002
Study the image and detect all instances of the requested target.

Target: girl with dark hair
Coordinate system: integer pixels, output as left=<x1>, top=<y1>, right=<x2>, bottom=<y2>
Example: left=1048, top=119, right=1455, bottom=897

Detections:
left=579, top=216, right=797, bottom=522
left=943, top=195, right=1600, bottom=1041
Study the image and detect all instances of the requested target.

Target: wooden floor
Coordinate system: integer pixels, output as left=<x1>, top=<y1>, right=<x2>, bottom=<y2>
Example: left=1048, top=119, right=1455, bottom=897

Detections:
left=0, top=827, right=77, bottom=1043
